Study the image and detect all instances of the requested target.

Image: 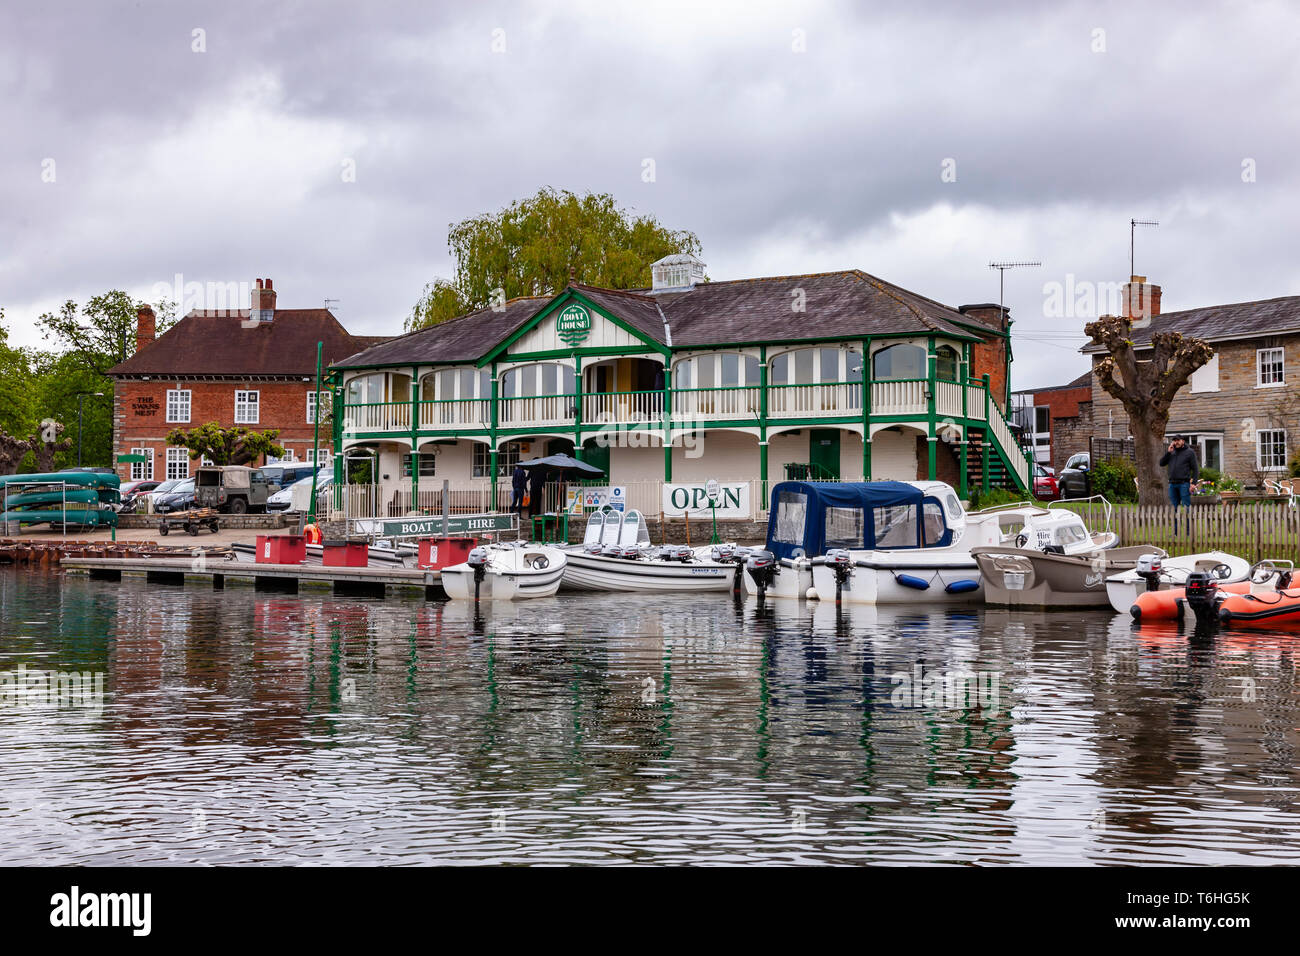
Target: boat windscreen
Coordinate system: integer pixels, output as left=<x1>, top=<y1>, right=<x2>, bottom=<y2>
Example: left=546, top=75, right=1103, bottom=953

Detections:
left=600, top=511, right=624, bottom=546
left=620, top=509, right=651, bottom=547
left=584, top=509, right=606, bottom=545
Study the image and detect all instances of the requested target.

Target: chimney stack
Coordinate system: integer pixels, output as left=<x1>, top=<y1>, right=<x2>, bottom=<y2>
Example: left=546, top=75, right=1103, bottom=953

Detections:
left=1123, top=274, right=1161, bottom=327
left=135, top=305, right=156, bottom=353
left=250, top=277, right=277, bottom=323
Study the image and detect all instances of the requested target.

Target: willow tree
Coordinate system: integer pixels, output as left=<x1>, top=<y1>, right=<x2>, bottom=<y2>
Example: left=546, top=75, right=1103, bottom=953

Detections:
left=1084, top=315, right=1213, bottom=506
left=408, top=187, right=702, bottom=329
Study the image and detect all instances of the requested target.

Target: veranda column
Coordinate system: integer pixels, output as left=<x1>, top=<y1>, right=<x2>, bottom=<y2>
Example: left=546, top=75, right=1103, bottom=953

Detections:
left=861, top=338, right=871, bottom=480
left=926, top=350, right=937, bottom=481
left=662, top=365, right=673, bottom=481
left=410, top=365, right=419, bottom=511
left=489, top=365, right=499, bottom=508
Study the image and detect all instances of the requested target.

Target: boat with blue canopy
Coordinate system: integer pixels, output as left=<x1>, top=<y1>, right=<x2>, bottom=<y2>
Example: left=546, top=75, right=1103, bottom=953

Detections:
left=744, top=479, right=1116, bottom=604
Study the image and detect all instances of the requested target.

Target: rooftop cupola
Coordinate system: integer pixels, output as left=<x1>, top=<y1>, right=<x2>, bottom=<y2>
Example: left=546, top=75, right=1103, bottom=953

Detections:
left=650, top=254, right=707, bottom=292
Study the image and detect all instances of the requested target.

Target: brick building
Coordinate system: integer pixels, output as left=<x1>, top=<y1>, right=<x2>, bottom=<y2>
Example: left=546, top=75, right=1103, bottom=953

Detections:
left=1081, top=275, right=1300, bottom=487
left=107, top=279, right=384, bottom=483
left=1011, top=371, right=1093, bottom=472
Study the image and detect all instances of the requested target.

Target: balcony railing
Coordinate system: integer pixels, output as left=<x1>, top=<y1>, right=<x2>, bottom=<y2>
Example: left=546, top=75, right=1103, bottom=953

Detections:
left=768, top=382, right=863, bottom=418
left=342, top=379, right=998, bottom=435
left=343, top=401, right=410, bottom=432
left=582, top=390, right=664, bottom=425
left=498, top=393, right=578, bottom=427
left=672, top=386, right=761, bottom=421
left=871, top=378, right=927, bottom=416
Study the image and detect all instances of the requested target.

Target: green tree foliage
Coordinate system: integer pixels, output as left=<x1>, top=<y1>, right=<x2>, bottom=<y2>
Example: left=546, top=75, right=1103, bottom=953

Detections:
left=0, top=310, right=37, bottom=439
left=37, top=290, right=176, bottom=378
left=166, top=422, right=285, bottom=466
left=28, top=350, right=114, bottom=469
left=408, top=187, right=703, bottom=329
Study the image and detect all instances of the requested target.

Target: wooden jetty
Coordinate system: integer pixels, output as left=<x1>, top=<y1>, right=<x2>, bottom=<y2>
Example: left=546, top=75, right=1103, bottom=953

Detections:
left=61, top=556, right=446, bottom=599
left=0, top=539, right=235, bottom=566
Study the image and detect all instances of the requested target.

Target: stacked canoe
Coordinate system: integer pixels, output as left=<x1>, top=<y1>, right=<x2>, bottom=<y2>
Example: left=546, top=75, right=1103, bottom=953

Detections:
left=0, top=472, right=120, bottom=528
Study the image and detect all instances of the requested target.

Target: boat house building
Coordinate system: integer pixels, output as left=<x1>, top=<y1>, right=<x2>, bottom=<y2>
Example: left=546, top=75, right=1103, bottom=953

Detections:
left=328, top=256, right=1031, bottom=517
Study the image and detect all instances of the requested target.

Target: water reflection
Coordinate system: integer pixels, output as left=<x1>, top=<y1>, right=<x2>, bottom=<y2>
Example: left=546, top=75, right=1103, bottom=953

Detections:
left=0, top=569, right=1297, bottom=864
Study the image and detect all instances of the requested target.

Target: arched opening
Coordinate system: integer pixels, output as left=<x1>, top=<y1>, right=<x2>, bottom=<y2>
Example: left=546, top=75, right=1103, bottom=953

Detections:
left=871, top=343, right=927, bottom=381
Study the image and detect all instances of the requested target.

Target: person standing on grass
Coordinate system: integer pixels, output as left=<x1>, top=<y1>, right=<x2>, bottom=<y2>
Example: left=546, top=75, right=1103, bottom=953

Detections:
left=1160, top=434, right=1199, bottom=536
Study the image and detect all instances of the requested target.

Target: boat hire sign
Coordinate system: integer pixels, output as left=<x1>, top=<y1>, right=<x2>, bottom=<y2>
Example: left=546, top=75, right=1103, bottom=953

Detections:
left=556, top=304, right=592, bottom=346
left=662, top=482, right=750, bottom=519
left=351, top=513, right=517, bottom=538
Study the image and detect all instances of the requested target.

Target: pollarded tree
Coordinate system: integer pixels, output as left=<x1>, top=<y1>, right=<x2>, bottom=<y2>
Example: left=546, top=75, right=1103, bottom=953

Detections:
left=166, top=422, right=285, bottom=467
left=1084, top=315, right=1214, bottom=506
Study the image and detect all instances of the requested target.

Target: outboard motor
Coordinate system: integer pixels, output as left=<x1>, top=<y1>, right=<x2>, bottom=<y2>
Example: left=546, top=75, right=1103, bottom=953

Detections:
left=660, top=545, right=692, bottom=562
left=825, top=548, right=854, bottom=603
left=711, top=544, right=735, bottom=563
left=745, top=549, right=777, bottom=600
left=584, top=541, right=604, bottom=555
left=619, top=546, right=641, bottom=560
left=467, top=546, right=490, bottom=601
left=1136, top=553, right=1163, bottom=593
left=601, top=544, right=623, bottom=558
left=1183, top=570, right=1220, bottom=626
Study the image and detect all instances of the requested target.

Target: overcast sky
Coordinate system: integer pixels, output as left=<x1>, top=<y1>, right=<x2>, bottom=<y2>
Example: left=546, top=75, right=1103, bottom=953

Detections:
left=2, top=0, right=1296, bottom=388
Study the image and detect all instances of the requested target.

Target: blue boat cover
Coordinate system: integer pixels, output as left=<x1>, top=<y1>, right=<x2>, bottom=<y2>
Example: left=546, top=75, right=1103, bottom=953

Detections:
left=766, top=481, right=951, bottom=560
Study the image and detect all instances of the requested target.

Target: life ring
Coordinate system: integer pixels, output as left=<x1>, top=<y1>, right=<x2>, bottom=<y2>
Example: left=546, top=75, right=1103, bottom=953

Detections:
left=303, top=523, right=323, bottom=544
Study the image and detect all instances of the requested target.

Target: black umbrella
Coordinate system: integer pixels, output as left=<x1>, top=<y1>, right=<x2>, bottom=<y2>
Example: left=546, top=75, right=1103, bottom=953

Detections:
left=516, top=453, right=605, bottom=478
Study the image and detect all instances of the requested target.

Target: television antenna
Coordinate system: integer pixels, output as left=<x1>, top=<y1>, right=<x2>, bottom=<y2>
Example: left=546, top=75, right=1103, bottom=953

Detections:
left=988, top=260, right=1041, bottom=325
left=324, top=298, right=341, bottom=312
left=1129, top=219, right=1158, bottom=276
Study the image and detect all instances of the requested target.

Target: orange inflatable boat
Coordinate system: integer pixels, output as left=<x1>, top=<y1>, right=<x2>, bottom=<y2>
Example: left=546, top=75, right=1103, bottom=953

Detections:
left=1217, top=587, right=1300, bottom=628
left=1130, top=580, right=1251, bottom=621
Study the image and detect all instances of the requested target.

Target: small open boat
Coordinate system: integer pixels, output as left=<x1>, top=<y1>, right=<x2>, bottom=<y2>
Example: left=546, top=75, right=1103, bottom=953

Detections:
left=561, top=508, right=737, bottom=592
left=442, top=543, right=567, bottom=600
left=975, top=545, right=1160, bottom=607
left=1106, top=550, right=1251, bottom=614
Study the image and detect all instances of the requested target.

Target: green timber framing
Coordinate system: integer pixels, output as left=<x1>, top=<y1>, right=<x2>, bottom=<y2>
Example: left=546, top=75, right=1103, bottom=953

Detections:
left=330, top=285, right=1033, bottom=506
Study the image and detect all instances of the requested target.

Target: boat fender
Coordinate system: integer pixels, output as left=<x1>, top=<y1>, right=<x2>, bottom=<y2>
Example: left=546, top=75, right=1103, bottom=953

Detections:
left=896, top=573, right=930, bottom=591
left=944, top=579, right=979, bottom=594
left=1129, top=604, right=1141, bottom=621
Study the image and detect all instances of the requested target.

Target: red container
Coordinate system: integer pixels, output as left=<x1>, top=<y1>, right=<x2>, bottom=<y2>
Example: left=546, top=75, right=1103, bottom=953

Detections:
left=256, top=533, right=306, bottom=565
left=322, top=540, right=369, bottom=568
left=418, top=536, right=477, bottom=570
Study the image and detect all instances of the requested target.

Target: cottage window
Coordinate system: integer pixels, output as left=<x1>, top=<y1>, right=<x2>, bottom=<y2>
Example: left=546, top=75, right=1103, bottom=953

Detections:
left=306, top=392, right=320, bottom=424
left=1258, top=429, right=1287, bottom=470
left=235, top=390, right=260, bottom=424
left=346, top=373, right=384, bottom=405
left=502, top=363, right=574, bottom=398
left=1190, top=354, right=1219, bottom=393
left=166, top=389, right=191, bottom=423
left=1258, top=348, right=1285, bottom=387
left=674, top=353, right=759, bottom=389
left=769, top=348, right=854, bottom=385
left=473, top=441, right=522, bottom=478
left=130, top=447, right=153, bottom=481
left=165, top=447, right=189, bottom=480
left=401, top=453, right=437, bottom=477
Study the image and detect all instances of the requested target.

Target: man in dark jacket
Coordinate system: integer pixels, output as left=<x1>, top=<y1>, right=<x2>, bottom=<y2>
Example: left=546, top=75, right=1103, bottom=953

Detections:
left=510, top=464, right=527, bottom=516
left=1159, top=435, right=1199, bottom=536
left=527, top=465, right=548, bottom=523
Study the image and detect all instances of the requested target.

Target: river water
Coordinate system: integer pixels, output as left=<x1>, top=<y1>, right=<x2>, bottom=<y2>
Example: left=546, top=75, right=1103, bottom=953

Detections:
left=1, top=568, right=1298, bottom=865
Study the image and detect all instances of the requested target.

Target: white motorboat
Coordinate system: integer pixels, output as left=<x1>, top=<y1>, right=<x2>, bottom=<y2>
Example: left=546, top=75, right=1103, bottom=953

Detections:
left=797, top=484, right=1119, bottom=604
left=561, top=508, right=739, bottom=592
left=1104, top=550, right=1251, bottom=613
left=441, top=542, right=567, bottom=600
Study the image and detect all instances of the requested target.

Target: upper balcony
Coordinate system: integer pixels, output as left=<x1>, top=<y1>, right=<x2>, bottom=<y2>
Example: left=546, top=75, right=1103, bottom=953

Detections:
left=341, top=377, right=994, bottom=439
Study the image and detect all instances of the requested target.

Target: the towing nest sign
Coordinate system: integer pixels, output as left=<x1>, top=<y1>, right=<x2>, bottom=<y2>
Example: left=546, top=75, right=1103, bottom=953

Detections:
left=661, top=482, right=750, bottom=518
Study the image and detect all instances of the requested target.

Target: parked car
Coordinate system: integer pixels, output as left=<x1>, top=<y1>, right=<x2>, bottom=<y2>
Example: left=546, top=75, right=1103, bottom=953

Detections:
left=260, top=463, right=317, bottom=490
left=267, top=472, right=333, bottom=513
left=1033, top=463, right=1059, bottom=499
left=194, top=465, right=273, bottom=513
left=117, top=479, right=161, bottom=512
left=1057, top=452, right=1090, bottom=499
left=153, top=478, right=197, bottom=513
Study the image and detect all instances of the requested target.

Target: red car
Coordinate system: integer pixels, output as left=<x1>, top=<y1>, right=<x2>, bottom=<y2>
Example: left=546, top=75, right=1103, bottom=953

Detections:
left=1033, top=464, right=1059, bottom=499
